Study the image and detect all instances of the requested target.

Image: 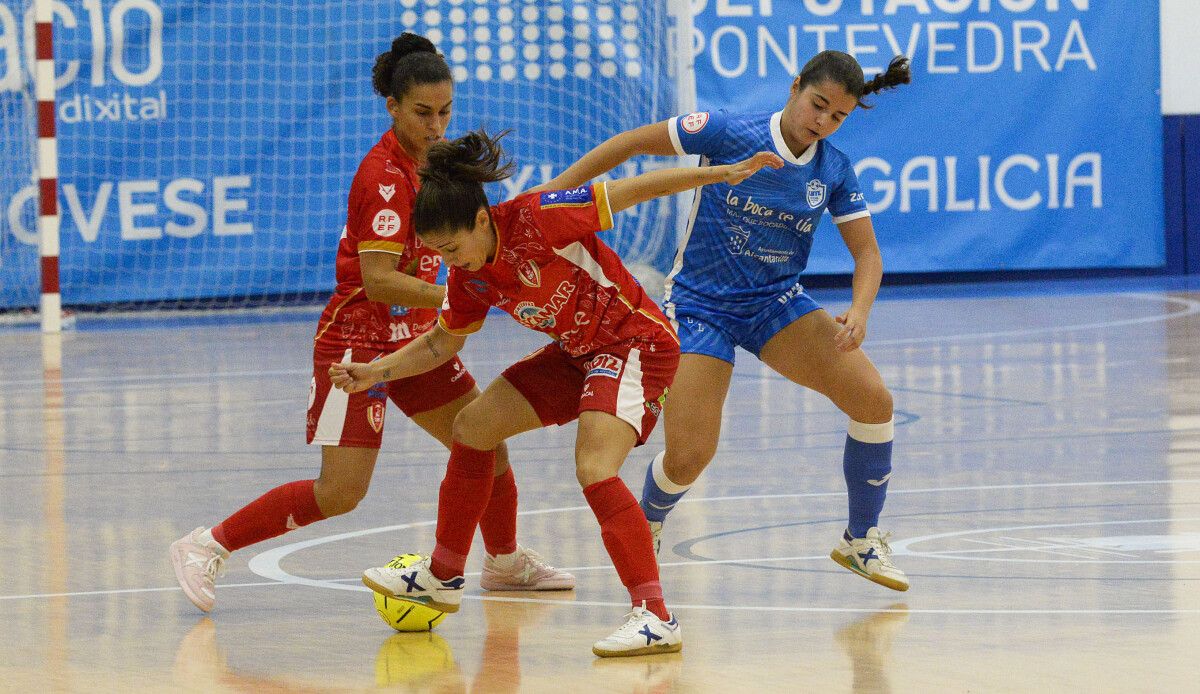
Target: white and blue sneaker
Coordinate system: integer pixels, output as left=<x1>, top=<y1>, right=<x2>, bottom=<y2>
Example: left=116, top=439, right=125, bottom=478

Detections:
left=362, top=555, right=465, bottom=613
left=592, top=604, right=682, bottom=657
left=830, top=527, right=909, bottom=592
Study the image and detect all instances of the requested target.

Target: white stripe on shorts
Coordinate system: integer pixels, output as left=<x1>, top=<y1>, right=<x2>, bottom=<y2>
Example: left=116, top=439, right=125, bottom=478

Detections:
left=614, top=349, right=646, bottom=438
left=312, top=347, right=354, bottom=445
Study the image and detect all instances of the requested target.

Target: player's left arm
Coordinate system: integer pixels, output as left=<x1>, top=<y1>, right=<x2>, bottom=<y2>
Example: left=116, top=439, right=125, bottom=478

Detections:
left=360, top=251, right=446, bottom=308
left=328, top=324, right=467, bottom=392
left=833, top=216, right=883, bottom=353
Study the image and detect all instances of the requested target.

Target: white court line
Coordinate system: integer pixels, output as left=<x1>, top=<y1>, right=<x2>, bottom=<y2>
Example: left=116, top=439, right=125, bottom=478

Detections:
left=7, top=478, right=1200, bottom=613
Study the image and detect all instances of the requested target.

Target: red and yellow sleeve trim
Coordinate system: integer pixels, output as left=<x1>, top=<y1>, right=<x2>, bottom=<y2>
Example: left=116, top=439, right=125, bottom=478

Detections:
left=438, top=314, right=485, bottom=336
left=593, top=181, right=613, bottom=231
left=358, top=240, right=406, bottom=254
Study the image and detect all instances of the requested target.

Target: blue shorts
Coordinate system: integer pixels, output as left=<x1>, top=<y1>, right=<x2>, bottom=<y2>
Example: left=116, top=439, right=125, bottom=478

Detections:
left=665, top=282, right=822, bottom=364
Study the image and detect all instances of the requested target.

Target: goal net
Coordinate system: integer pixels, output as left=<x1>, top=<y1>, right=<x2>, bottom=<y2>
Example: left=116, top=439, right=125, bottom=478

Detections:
left=0, top=0, right=694, bottom=316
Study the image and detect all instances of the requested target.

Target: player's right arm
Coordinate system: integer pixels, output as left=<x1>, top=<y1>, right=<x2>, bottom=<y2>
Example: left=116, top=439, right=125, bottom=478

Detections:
left=359, top=251, right=445, bottom=308
left=531, top=121, right=676, bottom=193
left=329, top=324, right=466, bottom=393
left=605, top=152, right=783, bottom=214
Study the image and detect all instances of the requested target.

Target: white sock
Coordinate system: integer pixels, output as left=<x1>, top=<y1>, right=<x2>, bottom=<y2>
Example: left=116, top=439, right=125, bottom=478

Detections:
left=197, top=528, right=230, bottom=556
left=490, top=545, right=522, bottom=570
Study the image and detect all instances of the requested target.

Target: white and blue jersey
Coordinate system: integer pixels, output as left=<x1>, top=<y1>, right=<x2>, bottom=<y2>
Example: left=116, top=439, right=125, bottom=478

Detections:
left=663, top=109, right=871, bottom=363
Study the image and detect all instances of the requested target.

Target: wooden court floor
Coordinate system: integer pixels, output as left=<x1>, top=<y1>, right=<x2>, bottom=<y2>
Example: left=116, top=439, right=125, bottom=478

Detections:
left=1, top=276, right=1198, bottom=692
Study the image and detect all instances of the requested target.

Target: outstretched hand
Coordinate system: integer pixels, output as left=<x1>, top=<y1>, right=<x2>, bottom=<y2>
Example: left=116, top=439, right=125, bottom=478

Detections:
left=722, top=151, right=785, bottom=186
left=328, top=361, right=378, bottom=394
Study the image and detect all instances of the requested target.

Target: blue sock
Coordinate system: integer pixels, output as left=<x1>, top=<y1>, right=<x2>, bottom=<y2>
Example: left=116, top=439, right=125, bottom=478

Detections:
left=844, top=419, right=894, bottom=539
left=639, top=451, right=691, bottom=523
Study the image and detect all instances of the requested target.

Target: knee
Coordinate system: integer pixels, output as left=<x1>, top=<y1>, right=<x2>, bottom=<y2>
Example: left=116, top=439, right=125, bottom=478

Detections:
left=451, top=405, right=495, bottom=450
left=575, top=455, right=619, bottom=488
left=851, top=381, right=893, bottom=424
left=663, top=445, right=715, bottom=486
left=313, top=479, right=369, bottom=517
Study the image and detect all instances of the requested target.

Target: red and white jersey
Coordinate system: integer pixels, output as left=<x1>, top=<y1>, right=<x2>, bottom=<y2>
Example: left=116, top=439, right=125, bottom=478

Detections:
left=314, top=130, right=442, bottom=352
left=439, top=183, right=677, bottom=357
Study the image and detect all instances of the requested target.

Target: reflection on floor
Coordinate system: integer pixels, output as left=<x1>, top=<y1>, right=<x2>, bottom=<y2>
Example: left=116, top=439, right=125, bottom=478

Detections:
left=1, top=276, right=1198, bottom=691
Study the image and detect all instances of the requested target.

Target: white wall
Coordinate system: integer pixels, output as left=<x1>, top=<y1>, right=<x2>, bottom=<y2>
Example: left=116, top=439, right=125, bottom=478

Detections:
left=1162, top=0, right=1200, bottom=114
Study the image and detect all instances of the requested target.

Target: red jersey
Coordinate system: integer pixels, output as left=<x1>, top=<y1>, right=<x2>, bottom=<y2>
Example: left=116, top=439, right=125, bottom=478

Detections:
left=438, top=183, right=677, bottom=357
left=314, top=130, right=443, bottom=352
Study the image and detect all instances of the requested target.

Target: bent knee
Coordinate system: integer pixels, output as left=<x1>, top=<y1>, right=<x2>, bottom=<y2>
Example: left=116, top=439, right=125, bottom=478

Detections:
left=314, top=483, right=368, bottom=517
left=451, top=406, right=495, bottom=449
left=849, top=381, right=893, bottom=424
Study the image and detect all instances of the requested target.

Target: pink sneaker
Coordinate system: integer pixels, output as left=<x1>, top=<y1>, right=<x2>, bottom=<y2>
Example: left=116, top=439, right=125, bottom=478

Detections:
left=480, top=545, right=575, bottom=591
left=170, top=527, right=227, bottom=612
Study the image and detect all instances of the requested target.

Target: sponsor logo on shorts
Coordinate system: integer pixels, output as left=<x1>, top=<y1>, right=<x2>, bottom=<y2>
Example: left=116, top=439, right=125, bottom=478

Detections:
left=585, top=354, right=622, bottom=379
left=450, top=361, right=469, bottom=382
left=367, top=400, right=384, bottom=433
left=645, top=391, right=667, bottom=417
left=681, top=111, right=710, bottom=134
left=308, top=376, right=317, bottom=410
left=372, top=208, right=402, bottom=237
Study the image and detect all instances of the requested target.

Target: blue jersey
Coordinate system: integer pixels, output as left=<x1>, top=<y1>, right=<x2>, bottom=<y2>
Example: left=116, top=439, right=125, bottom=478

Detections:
left=665, top=110, right=870, bottom=311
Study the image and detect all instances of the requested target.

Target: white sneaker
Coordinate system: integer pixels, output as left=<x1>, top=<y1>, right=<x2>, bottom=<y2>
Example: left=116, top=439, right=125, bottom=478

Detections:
left=648, top=521, right=663, bottom=556
left=481, top=545, right=576, bottom=591
left=169, top=527, right=228, bottom=613
left=830, top=527, right=910, bottom=592
left=362, top=555, right=465, bottom=613
left=592, top=604, right=682, bottom=657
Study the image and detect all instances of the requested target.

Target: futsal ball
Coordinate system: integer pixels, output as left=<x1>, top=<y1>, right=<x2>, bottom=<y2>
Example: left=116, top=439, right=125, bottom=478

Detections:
left=372, top=554, right=447, bottom=632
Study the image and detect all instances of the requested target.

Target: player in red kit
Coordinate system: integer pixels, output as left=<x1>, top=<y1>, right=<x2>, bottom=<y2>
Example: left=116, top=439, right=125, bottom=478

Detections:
left=330, top=129, right=782, bottom=656
left=169, top=35, right=571, bottom=615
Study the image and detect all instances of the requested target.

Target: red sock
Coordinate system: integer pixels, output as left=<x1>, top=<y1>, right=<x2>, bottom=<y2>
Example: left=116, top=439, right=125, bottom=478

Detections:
left=211, top=479, right=325, bottom=552
left=479, top=467, right=518, bottom=556
left=583, top=476, right=669, bottom=621
left=430, top=442, right=496, bottom=580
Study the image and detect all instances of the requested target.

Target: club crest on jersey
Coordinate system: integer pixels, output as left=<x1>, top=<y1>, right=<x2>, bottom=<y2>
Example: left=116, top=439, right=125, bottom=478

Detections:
left=372, top=209, right=402, bottom=237
left=517, top=260, right=542, bottom=288
left=681, top=111, right=710, bottom=134
left=367, top=400, right=384, bottom=433
left=806, top=180, right=827, bottom=208
left=378, top=183, right=395, bottom=202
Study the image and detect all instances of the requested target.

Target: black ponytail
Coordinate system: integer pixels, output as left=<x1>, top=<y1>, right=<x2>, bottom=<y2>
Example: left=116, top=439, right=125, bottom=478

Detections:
left=371, top=32, right=452, bottom=100
left=413, top=129, right=515, bottom=237
left=798, top=51, right=911, bottom=109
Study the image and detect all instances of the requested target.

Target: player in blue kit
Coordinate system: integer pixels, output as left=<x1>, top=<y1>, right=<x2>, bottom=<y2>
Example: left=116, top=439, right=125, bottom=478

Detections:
left=536, top=51, right=912, bottom=591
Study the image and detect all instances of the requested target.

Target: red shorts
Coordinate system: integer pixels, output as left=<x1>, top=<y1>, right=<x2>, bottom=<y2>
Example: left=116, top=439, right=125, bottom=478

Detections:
left=501, top=340, right=679, bottom=446
left=307, top=344, right=476, bottom=448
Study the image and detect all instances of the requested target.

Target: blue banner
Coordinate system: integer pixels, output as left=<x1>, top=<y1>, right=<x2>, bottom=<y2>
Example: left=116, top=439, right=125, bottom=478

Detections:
left=689, top=0, right=1162, bottom=273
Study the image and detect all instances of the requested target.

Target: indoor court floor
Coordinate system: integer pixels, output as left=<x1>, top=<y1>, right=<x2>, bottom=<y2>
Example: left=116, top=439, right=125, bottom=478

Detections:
left=1, top=275, right=1198, bottom=692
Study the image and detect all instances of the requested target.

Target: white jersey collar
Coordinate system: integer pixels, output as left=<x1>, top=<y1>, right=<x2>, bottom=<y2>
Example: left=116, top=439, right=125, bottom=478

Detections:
left=770, top=111, right=817, bottom=166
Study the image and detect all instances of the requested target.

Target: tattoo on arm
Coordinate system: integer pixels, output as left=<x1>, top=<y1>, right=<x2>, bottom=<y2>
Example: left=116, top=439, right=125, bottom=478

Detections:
left=381, top=367, right=393, bottom=380
left=424, top=333, right=442, bottom=359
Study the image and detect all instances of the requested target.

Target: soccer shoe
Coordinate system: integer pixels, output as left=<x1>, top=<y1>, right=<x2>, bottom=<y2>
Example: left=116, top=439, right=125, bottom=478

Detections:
left=362, top=555, right=465, bottom=613
left=830, top=527, right=910, bottom=592
left=592, top=605, right=682, bottom=658
left=169, top=527, right=228, bottom=613
left=480, top=544, right=576, bottom=591
left=648, top=521, right=664, bottom=556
